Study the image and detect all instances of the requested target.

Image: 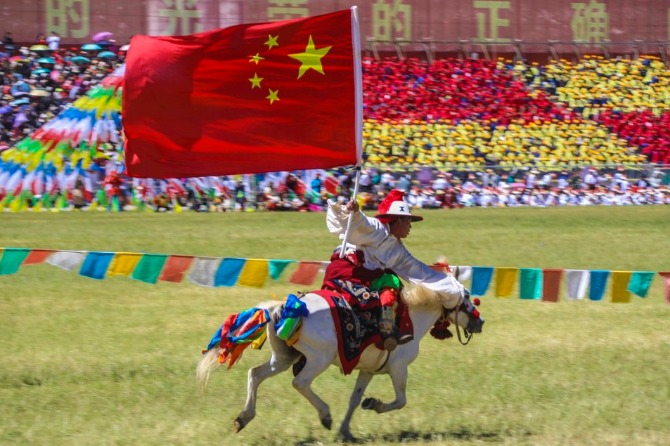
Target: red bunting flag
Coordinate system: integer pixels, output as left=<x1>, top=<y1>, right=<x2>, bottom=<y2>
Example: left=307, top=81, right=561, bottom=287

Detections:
left=123, top=8, right=361, bottom=178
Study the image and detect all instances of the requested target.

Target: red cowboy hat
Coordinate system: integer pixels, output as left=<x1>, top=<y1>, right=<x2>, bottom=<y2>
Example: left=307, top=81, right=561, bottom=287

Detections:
left=374, top=189, right=423, bottom=222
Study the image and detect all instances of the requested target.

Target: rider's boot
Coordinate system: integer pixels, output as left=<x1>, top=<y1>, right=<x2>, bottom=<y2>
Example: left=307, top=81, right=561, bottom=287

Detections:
left=379, top=304, right=397, bottom=351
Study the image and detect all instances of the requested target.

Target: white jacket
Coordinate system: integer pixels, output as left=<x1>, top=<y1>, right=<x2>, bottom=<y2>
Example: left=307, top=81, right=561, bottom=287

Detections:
left=326, top=200, right=465, bottom=308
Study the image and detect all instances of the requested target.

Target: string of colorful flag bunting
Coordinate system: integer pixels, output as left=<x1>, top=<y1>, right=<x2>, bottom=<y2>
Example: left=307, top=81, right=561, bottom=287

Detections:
left=0, top=247, right=668, bottom=303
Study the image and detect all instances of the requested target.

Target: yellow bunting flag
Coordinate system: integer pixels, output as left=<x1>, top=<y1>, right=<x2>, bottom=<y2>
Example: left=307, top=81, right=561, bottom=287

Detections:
left=611, top=271, right=632, bottom=303
left=495, top=267, right=518, bottom=297
left=237, top=259, right=270, bottom=288
left=108, top=253, right=143, bottom=276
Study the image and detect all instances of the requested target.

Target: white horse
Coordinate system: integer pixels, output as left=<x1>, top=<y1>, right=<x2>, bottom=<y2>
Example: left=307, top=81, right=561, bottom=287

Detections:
left=197, top=284, right=484, bottom=442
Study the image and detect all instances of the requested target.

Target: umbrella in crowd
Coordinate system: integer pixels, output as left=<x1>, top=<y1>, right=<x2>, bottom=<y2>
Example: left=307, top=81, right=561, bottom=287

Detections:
left=97, top=51, right=117, bottom=59
left=81, top=43, right=102, bottom=51
left=10, top=97, right=30, bottom=106
left=31, top=68, right=50, bottom=76
left=29, top=44, right=49, bottom=52
left=0, top=52, right=8, bottom=59
left=69, top=56, right=91, bottom=64
left=37, top=57, right=55, bottom=65
left=92, top=31, right=113, bottom=42
left=29, top=89, right=51, bottom=98
left=119, top=44, right=130, bottom=52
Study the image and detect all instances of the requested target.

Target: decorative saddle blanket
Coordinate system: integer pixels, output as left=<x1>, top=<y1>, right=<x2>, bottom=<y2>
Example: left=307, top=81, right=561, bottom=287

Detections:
left=311, top=289, right=387, bottom=375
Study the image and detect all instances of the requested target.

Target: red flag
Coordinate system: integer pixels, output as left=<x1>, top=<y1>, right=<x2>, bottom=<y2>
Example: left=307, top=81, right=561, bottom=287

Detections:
left=123, top=8, right=361, bottom=178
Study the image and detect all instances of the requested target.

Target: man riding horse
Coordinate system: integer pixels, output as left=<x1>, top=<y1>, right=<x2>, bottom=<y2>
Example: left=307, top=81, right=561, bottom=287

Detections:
left=322, top=189, right=464, bottom=351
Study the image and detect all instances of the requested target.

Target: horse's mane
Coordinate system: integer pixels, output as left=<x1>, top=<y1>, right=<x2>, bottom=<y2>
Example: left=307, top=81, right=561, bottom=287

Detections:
left=401, top=284, right=444, bottom=310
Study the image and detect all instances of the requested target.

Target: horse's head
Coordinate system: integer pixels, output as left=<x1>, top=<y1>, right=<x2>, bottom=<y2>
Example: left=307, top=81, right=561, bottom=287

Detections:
left=451, top=288, right=484, bottom=330
left=441, top=287, right=484, bottom=344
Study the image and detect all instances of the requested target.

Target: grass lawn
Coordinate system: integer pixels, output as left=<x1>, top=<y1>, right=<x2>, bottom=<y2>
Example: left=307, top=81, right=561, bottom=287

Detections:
left=1, top=206, right=669, bottom=445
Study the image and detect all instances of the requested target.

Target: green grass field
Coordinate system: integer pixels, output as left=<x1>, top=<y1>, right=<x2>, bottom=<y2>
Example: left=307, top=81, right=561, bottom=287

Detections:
left=1, top=206, right=669, bottom=446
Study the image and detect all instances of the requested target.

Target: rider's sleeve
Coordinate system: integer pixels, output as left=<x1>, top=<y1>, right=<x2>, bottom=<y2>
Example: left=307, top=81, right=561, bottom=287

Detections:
left=373, top=238, right=465, bottom=308
left=326, top=200, right=387, bottom=246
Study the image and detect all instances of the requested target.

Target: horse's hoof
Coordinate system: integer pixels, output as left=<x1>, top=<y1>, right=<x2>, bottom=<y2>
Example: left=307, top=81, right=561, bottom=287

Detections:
left=338, top=431, right=359, bottom=443
left=361, top=397, right=377, bottom=410
left=321, top=414, right=332, bottom=430
left=233, top=416, right=246, bottom=433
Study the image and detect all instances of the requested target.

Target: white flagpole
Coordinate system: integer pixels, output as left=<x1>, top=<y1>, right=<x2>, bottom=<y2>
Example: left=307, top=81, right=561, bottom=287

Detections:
left=339, top=6, right=363, bottom=258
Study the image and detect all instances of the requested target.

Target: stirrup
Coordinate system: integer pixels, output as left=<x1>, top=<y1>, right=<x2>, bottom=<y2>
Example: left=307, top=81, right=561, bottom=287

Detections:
left=383, top=336, right=397, bottom=351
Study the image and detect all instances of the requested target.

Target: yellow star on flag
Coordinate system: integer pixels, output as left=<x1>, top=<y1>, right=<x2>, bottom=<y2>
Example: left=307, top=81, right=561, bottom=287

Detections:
left=266, top=89, right=279, bottom=104
left=249, top=53, right=265, bottom=65
left=289, top=35, right=332, bottom=79
left=265, top=35, right=279, bottom=50
left=249, top=73, right=263, bottom=89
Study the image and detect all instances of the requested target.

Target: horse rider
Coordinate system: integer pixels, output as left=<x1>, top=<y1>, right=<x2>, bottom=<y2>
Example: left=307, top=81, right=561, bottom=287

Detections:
left=321, top=189, right=467, bottom=351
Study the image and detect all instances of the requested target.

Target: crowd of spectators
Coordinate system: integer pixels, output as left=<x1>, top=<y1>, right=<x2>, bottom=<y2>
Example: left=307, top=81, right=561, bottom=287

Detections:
left=0, top=37, right=669, bottom=212
left=0, top=33, right=124, bottom=149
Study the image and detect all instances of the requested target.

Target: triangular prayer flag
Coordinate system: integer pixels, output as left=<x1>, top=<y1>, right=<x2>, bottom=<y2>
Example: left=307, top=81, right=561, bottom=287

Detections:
left=47, top=250, right=86, bottom=272
left=189, top=257, right=222, bottom=287
left=23, top=249, right=53, bottom=265
left=123, top=9, right=360, bottom=178
left=131, top=254, right=168, bottom=284
left=565, top=269, right=589, bottom=300
left=0, top=248, right=30, bottom=275
left=79, top=252, right=115, bottom=280
left=495, top=267, right=518, bottom=298
left=611, top=271, right=632, bottom=303
left=589, top=270, right=610, bottom=301
left=159, top=255, right=194, bottom=283
left=471, top=266, right=494, bottom=296
left=627, top=271, right=655, bottom=298
left=107, top=252, right=142, bottom=276
left=542, top=269, right=563, bottom=303
left=269, top=259, right=294, bottom=280
left=519, top=268, right=542, bottom=300
left=214, top=258, right=246, bottom=287
left=289, top=261, right=322, bottom=286
left=237, top=259, right=269, bottom=288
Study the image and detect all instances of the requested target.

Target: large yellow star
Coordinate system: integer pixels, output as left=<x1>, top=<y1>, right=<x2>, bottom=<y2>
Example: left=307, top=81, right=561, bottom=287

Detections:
left=288, top=35, right=332, bottom=79
left=249, top=73, right=263, bottom=89
left=265, top=35, right=279, bottom=50
left=266, top=89, right=279, bottom=104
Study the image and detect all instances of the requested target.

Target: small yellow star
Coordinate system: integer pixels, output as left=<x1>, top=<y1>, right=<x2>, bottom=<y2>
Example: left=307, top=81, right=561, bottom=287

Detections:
left=265, top=35, right=279, bottom=50
left=289, top=35, right=332, bottom=79
left=249, top=53, right=265, bottom=65
left=249, top=73, right=263, bottom=89
left=266, top=89, right=279, bottom=104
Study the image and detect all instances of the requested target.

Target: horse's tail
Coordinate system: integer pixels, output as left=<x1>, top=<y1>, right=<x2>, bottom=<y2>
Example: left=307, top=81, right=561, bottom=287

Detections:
left=196, top=300, right=286, bottom=393
left=196, top=347, right=222, bottom=393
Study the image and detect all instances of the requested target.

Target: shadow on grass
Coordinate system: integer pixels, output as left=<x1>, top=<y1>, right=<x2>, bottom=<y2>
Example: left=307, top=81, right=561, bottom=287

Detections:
left=290, top=426, right=530, bottom=445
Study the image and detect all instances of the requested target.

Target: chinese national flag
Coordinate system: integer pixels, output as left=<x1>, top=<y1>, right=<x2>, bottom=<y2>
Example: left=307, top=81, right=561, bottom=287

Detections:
left=122, top=8, right=361, bottom=178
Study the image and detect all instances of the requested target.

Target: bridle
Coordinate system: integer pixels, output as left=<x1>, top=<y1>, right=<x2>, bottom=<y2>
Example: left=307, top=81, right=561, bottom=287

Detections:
left=442, top=297, right=483, bottom=345
left=443, top=304, right=473, bottom=345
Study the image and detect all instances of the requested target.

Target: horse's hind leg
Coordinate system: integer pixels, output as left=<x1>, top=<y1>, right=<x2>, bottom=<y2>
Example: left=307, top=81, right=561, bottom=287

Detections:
left=292, top=349, right=333, bottom=430
left=234, top=353, right=295, bottom=432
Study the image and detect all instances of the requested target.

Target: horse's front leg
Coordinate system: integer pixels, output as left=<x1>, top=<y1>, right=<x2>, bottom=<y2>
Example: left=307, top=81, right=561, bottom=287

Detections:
left=338, top=371, right=374, bottom=442
left=235, top=354, right=293, bottom=432
left=362, top=363, right=408, bottom=414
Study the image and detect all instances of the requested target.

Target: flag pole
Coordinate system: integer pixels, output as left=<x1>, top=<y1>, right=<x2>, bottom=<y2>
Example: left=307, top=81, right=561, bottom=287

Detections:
left=339, top=6, right=363, bottom=258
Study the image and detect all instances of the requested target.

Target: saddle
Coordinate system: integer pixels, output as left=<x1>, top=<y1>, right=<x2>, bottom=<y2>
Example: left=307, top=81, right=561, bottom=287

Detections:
left=311, top=288, right=411, bottom=375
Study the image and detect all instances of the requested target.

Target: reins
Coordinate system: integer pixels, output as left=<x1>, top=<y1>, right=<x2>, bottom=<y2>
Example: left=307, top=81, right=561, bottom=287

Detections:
left=447, top=304, right=473, bottom=345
